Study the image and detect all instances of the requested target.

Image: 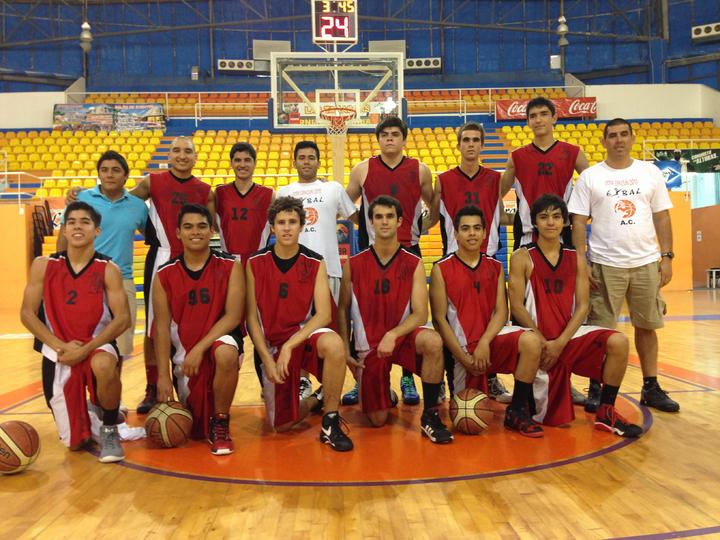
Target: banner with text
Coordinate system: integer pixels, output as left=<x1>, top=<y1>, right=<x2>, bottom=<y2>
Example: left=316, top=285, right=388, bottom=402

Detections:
left=53, top=103, right=166, bottom=132
left=654, top=148, right=720, bottom=174
left=495, top=97, right=597, bottom=121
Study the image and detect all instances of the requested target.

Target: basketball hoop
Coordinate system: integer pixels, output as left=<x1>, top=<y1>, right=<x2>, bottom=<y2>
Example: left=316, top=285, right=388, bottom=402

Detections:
left=320, top=106, right=356, bottom=136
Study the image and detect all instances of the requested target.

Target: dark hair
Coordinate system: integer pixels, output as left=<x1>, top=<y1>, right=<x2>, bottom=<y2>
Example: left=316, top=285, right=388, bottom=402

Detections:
left=368, top=195, right=403, bottom=220
left=177, top=203, right=212, bottom=228
left=526, top=96, right=556, bottom=119
left=268, top=196, right=306, bottom=226
left=375, top=116, right=408, bottom=140
left=229, top=142, right=257, bottom=162
left=603, top=118, right=633, bottom=138
left=530, top=194, right=568, bottom=227
left=457, top=122, right=485, bottom=145
left=293, top=140, right=320, bottom=160
left=453, top=205, right=486, bottom=230
left=96, top=150, right=129, bottom=176
left=64, top=201, right=102, bottom=227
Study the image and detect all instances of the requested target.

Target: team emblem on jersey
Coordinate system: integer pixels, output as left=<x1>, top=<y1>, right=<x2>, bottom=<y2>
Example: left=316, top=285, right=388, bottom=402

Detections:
left=297, top=258, right=314, bottom=283
left=613, top=200, right=636, bottom=219
left=89, top=271, right=104, bottom=294
left=305, top=207, right=319, bottom=226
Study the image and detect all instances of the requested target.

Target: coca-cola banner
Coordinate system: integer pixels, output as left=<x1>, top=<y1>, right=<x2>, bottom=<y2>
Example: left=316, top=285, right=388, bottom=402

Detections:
left=495, top=97, right=597, bottom=120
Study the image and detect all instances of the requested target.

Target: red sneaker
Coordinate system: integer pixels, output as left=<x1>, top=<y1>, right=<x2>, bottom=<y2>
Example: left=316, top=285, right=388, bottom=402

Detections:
left=209, top=414, right=234, bottom=455
left=504, top=407, right=544, bottom=438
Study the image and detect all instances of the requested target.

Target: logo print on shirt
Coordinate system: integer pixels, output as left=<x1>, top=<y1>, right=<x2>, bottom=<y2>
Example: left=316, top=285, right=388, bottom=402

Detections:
left=305, top=207, right=319, bottom=226
left=614, top=200, right=636, bottom=219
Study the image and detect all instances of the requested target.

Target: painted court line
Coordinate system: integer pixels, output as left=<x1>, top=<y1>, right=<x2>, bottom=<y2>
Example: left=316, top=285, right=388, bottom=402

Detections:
left=612, top=525, right=720, bottom=539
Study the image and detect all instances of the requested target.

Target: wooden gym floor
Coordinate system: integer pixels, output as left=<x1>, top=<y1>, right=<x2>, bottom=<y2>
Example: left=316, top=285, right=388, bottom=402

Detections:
left=1, top=289, right=719, bottom=539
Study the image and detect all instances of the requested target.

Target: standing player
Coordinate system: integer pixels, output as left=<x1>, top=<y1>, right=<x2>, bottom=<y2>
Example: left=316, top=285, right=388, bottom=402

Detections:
left=59, top=151, right=147, bottom=364
left=427, top=121, right=513, bottom=403
left=20, top=202, right=131, bottom=461
left=245, top=196, right=353, bottom=452
left=507, top=195, right=643, bottom=437
left=153, top=204, right=244, bottom=455
left=337, top=196, right=453, bottom=444
left=501, top=96, right=589, bottom=405
left=215, top=142, right=274, bottom=264
left=569, top=118, right=678, bottom=413
left=430, top=206, right=543, bottom=437
left=345, top=116, right=433, bottom=404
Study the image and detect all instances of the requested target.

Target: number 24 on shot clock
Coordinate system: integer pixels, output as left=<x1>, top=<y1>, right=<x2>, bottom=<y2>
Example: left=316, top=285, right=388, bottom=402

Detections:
left=312, top=0, right=358, bottom=44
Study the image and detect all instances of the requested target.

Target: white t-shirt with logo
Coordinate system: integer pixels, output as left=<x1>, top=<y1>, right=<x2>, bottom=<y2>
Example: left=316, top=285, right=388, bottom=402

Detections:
left=567, top=159, right=673, bottom=268
left=278, top=179, right=357, bottom=277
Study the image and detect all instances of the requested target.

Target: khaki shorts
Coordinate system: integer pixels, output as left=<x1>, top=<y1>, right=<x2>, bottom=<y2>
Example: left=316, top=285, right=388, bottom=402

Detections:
left=117, top=279, right=138, bottom=356
left=589, top=261, right=666, bottom=330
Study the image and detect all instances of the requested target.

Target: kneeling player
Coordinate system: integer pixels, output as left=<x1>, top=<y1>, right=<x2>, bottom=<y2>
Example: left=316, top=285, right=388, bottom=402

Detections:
left=508, top=194, right=642, bottom=437
left=338, top=195, right=453, bottom=444
left=430, top=206, right=543, bottom=437
left=20, top=202, right=131, bottom=462
left=153, top=204, right=245, bottom=455
left=246, top=196, right=352, bottom=452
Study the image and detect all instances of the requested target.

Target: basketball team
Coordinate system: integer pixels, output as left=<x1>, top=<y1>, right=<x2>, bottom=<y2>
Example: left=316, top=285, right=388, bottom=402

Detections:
left=20, top=97, right=679, bottom=463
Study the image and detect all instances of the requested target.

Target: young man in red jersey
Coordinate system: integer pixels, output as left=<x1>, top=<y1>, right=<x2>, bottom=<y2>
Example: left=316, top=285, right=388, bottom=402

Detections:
left=245, top=196, right=353, bottom=452
left=337, top=195, right=453, bottom=444
left=345, top=117, right=433, bottom=405
left=21, top=202, right=131, bottom=462
left=430, top=206, right=543, bottom=437
left=508, top=194, right=642, bottom=437
left=153, top=204, right=244, bottom=455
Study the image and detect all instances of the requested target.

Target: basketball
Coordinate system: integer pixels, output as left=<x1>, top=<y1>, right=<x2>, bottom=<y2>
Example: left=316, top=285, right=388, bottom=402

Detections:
left=449, top=389, right=494, bottom=435
left=145, top=401, right=194, bottom=448
left=0, top=421, right=41, bottom=474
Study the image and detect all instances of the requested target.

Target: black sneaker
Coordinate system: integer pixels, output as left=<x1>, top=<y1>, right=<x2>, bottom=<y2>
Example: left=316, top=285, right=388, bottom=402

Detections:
left=309, top=386, right=324, bottom=414
left=420, top=409, right=454, bottom=444
left=136, top=384, right=157, bottom=415
left=594, top=404, right=643, bottom=438
left=584, top=380, right=602, bottom=413
left=320, top=412, right=354, bottom=452
left=641, top=384, right=680, bottom=412
left=504, top=407, right=544, bottom=438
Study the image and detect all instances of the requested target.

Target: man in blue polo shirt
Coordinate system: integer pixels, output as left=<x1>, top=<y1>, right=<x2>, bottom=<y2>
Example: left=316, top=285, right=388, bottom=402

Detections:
left=58, top=150, right=148, bottom=361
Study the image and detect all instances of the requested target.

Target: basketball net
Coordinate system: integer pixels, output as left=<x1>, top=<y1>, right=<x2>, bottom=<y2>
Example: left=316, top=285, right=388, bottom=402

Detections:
left=320, top=106, right=356, bottom=185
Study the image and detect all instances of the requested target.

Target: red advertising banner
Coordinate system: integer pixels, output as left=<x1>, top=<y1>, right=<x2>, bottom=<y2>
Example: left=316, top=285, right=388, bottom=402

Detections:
left=495, top=97, right=597, bottom=120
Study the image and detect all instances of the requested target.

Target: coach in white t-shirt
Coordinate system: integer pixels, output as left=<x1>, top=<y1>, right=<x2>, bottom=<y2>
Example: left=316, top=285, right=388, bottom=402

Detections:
left=568, top=118, right=678, bottom=413
left=278, top=140, right=358, bottom=301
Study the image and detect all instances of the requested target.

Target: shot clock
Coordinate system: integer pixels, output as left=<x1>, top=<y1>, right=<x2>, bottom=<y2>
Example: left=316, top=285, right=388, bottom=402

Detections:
left=311, top=0, right=358, bottom=45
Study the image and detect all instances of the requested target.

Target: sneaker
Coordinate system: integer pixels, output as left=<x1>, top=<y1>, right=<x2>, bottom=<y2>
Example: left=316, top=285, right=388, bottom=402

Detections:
left=341, top=382, right=359, bottom=406
left=299, top=376, right=313, bottom=400
left=400, top=375, right=420, bottom=405
left=309, top=386, right=324, bottom=414
left=504, top=407, right=544, bottom=438
left=136, top=384, right=157, bottom=414
left=594, top=404, right=643, bottom=438
left=641, top=384, right=680, bottom=412
left=420, top=409, right=454, bottom=444
left=570, top=385, right=587, bottom=406
left=98, top=425, right=125, bottom=463
left=209, top=414, right=234, bottom=455
left=389, top=388, right=398, bottom=408
left=320, top=412, right=354, bottom=452
left=488, top=376, right=512, bottom=404
left=584, top=380, right=602, bottom=413
left=437, top=381, right=447, bottom=404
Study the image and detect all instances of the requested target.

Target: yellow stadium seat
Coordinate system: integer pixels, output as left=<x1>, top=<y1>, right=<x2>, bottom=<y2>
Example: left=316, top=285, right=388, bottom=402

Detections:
left=35, top=188, right=49, bottom=198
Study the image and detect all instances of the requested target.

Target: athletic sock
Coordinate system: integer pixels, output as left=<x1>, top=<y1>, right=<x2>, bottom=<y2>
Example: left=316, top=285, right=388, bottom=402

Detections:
left=145, top=365, right=158, bottom=385
left=402, top=368, right=414, bottom=378
left=600, top=384, right=620, bottom=406
left=102, top=407, right=119, bottom=426
left=642, top=376, right=658, bottom=388
left=422, top=382, right=440, bottom=411
left=511, top=380, right=532, bottom=411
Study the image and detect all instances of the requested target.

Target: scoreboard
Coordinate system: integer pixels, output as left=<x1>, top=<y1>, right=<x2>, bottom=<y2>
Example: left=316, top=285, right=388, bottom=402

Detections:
left=311, top=1, right=358, bottom=45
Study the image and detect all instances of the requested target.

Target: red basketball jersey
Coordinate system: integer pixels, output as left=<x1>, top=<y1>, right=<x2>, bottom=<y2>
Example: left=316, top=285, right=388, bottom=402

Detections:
left=360, top=156, right=422, bottom=248
left=147, top=170, right=211, bottom=258
left=215, top=182, right=273, bottom=263
left=524, top=244, right=577, bottom=340
left=349, top=246, right=421, bottom=351
left=156, top=250, right=236, bottom=361
left=436, top=253, right=502, bottom=352
left=512, top=141, right=580, bottom=235
left=248, top=245, right=323, bottom=348
left=41, top=251, right=113, bottom=360
left=438, top=166, right=502, bottom=256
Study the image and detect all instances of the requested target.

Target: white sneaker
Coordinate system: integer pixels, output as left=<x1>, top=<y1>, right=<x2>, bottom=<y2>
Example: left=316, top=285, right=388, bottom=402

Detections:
left=299, top=376, right=313, bottom=400
left=488, top=376, right=512, bottom=404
